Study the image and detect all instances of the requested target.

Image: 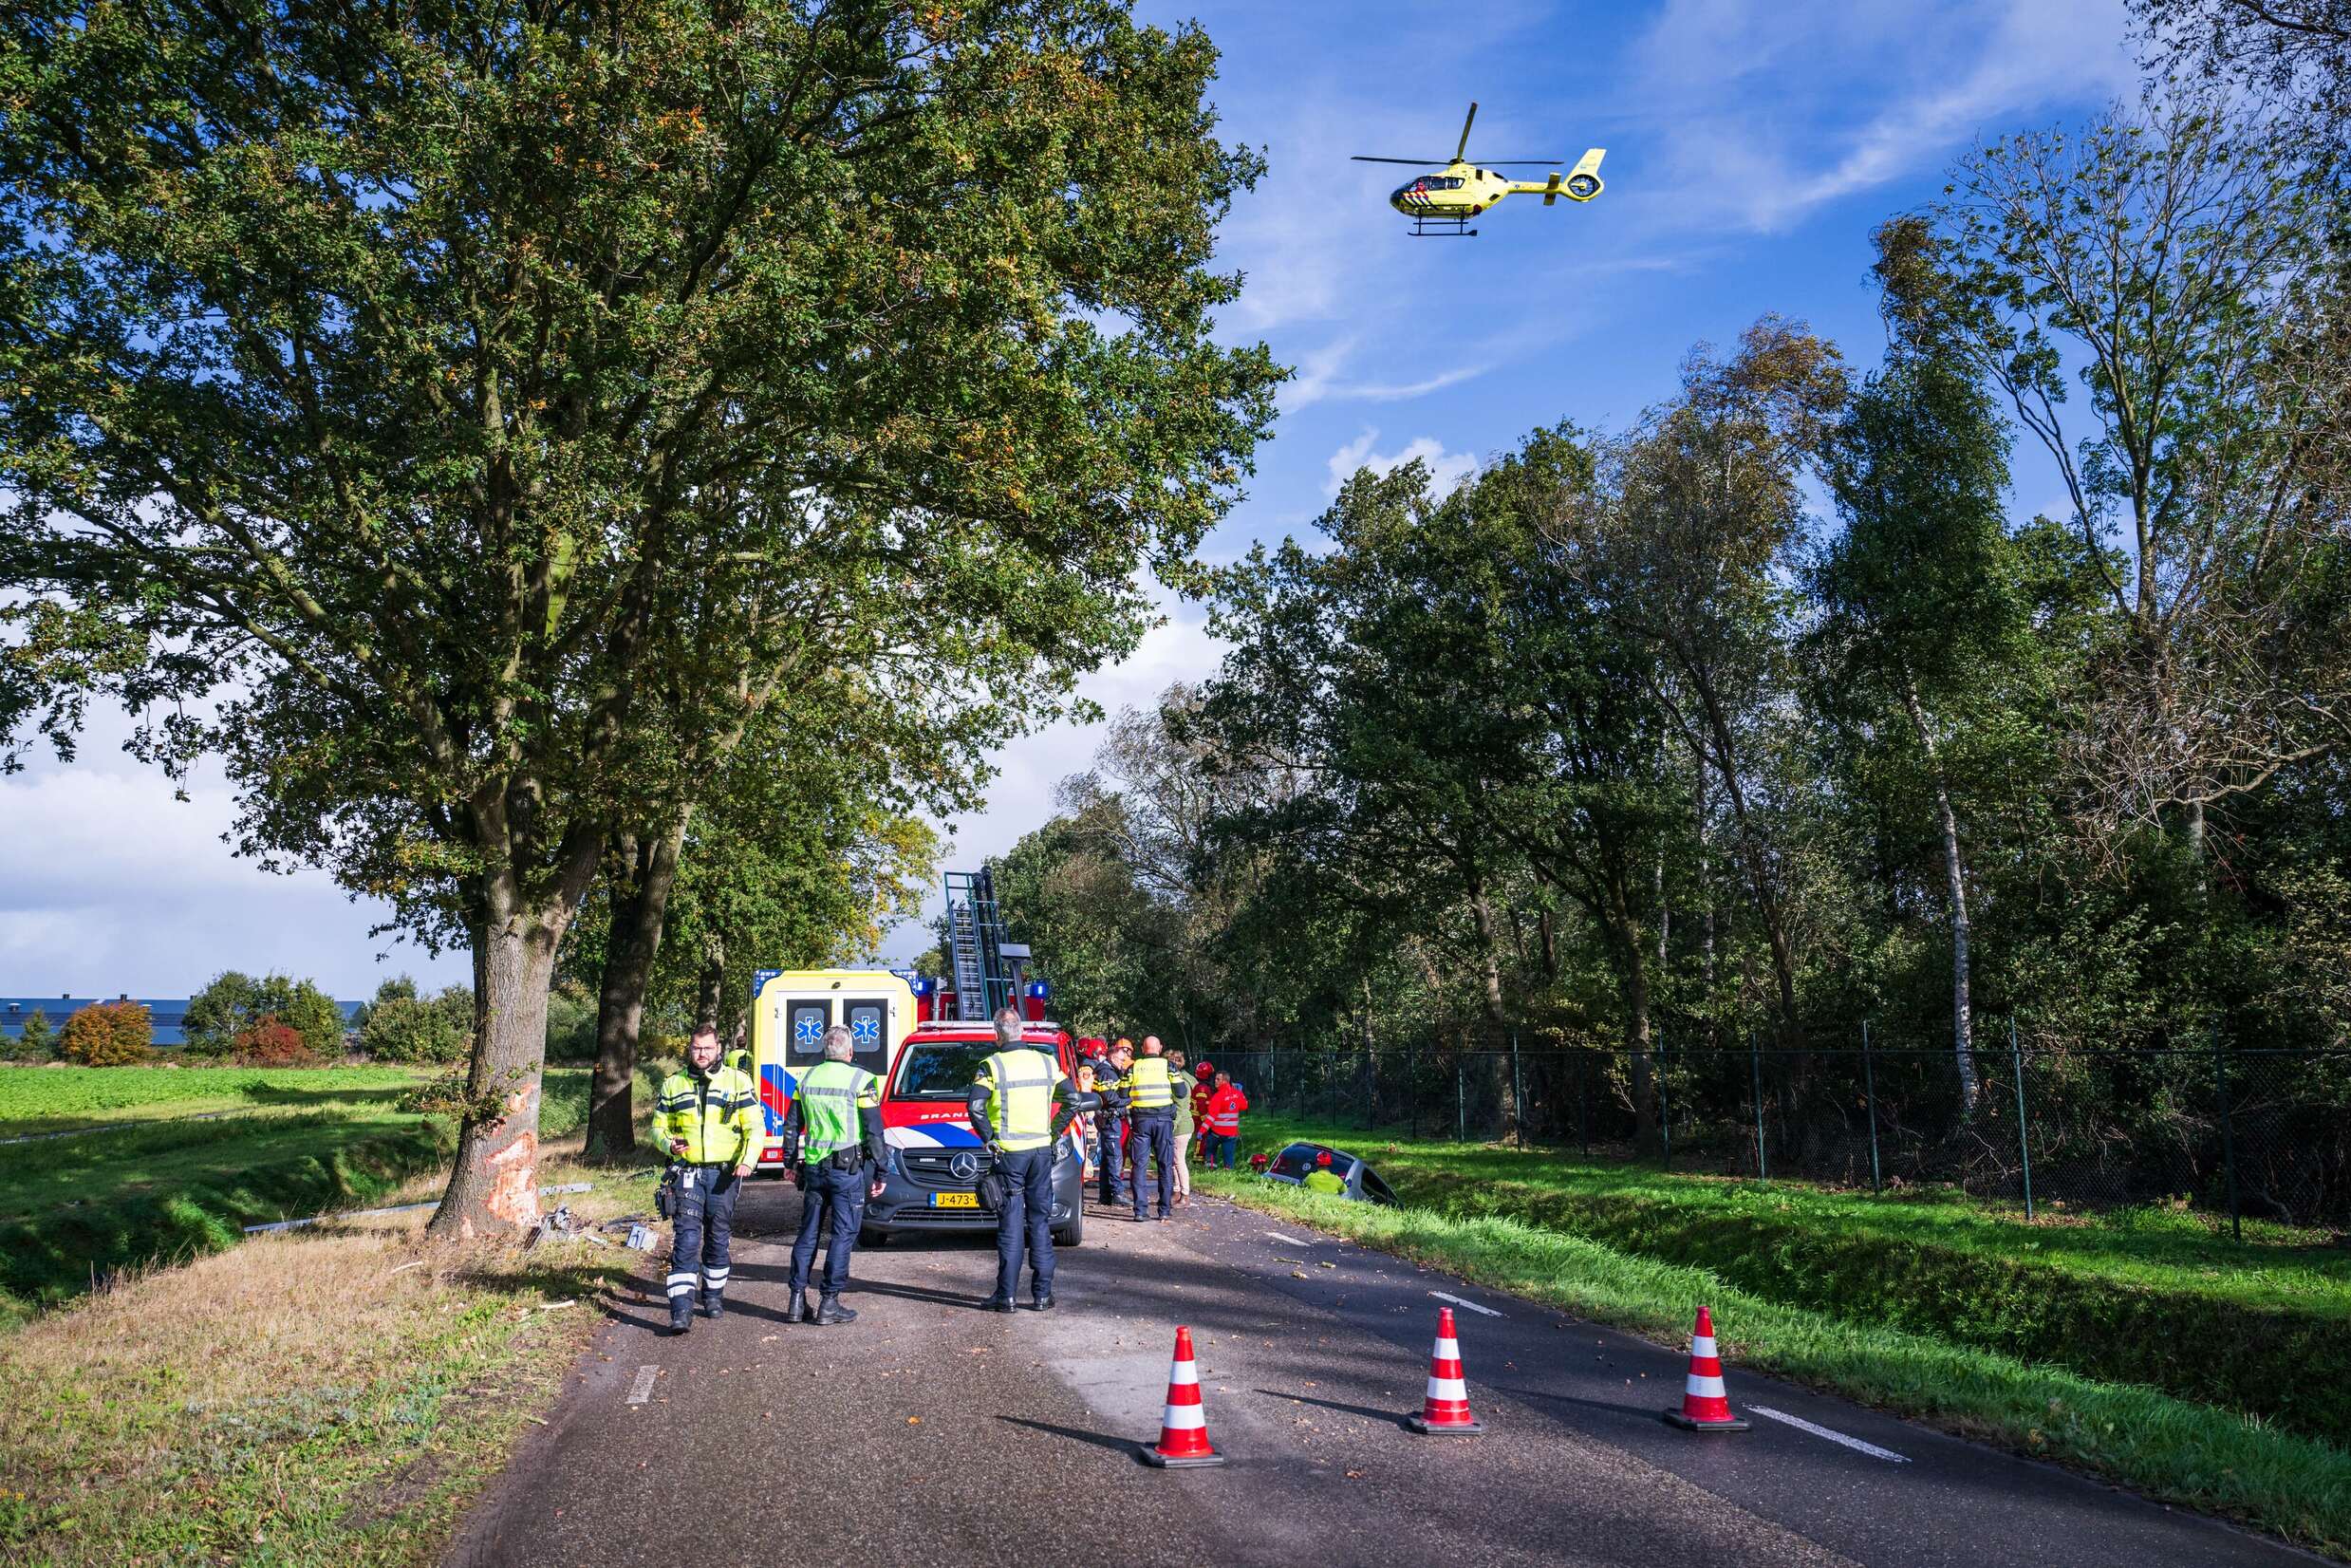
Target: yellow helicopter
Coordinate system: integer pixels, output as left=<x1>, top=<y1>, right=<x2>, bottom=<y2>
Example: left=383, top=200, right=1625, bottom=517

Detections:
left=1353, top=102, right=1604, bottom=237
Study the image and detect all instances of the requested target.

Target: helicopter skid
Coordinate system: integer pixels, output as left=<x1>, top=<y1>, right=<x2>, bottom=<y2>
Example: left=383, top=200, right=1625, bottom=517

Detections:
left=1407, top=215, right=1478, bottom=237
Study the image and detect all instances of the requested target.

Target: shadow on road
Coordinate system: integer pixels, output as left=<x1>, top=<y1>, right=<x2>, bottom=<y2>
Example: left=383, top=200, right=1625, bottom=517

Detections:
left=997, top=1414, right=1144, bottom=1459
left=1254, top=1387, right=1412, bottom=1428
left=1492, top=1383, right=1655, bottom=1425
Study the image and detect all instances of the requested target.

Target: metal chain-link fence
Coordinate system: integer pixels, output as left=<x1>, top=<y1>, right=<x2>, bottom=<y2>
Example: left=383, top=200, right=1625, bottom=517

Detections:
left=1204, top=1032, right=2351, bottom=1238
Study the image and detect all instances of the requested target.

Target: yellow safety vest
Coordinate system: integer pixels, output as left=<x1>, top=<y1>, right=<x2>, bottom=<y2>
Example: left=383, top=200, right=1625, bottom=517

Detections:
left=1304, top=1167, right=1347, bottom=1195
left=978, top=1048, right=1068, bottom=1151
left=655, top=1065, right=757, bottom=1166
left=1122, top=1055, right=1176, bottom=1111
left=796, top=1059, right=880, bottom=1159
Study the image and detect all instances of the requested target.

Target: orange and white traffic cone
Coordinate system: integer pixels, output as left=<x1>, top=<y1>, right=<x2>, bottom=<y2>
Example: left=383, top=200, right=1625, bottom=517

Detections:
left=1405, top=1305, right=1485, bottom=1434
left=1139, top=1325, right=1227, bottom=1467
left=1662, top=1304, right=1749, bottom=1432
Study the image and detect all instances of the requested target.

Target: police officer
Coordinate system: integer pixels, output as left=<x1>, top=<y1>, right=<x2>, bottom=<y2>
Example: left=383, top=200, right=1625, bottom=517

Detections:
left=656, top=1023, right=757, bottom=1335
left=1121, top=1034, right=1180, bottom=1223
left=780, top=1024, right=886, bottom=1325
left=1095, top=1038, right=1133, bottom=1206
left=967, top=1007, right=1093, bottom=1312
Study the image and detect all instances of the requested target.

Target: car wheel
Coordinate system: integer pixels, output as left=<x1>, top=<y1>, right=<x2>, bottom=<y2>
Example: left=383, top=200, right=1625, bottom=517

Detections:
left=1053, top=1213, right=1084, bottom=1248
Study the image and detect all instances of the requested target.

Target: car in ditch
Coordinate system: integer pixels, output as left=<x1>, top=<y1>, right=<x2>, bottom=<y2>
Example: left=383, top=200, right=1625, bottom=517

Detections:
left=1260, top=1141, right=1400, bottom=1204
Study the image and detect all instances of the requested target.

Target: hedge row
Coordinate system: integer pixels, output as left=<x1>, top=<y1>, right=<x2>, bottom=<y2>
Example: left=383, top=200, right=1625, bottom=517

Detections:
left=1398, top=1170, right=2351, bottom=1449
left=0, top=1119, right=457, bottom=1314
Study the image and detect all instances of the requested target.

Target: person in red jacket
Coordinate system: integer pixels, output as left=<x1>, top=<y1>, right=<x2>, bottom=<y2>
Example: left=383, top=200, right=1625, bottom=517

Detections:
left=1188, top=1060, right=1215, bottom=1161
left=1201, top=1071, right=1247, bottom=1168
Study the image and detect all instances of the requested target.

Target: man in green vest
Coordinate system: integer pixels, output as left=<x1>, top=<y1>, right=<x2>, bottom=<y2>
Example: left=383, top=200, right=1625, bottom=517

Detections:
left=1303, top=1148, right=1349, bottom=1196
left=780, top=1024, right=886, bottom=1326
left=1121, top=1034, right=1180, bottom=1223
left=655, top=1023, right=758, bottom=1335
left=966, top=1007, right=1093, bottom=1313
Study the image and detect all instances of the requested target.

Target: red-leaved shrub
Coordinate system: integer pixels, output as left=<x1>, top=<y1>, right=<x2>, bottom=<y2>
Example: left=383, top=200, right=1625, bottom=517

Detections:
left=233, top=1015, right=319, bottom=1068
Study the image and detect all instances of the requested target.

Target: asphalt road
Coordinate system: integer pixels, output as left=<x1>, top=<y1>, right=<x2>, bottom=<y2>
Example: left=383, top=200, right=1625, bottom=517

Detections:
left=447, top=1181, right=2320, bottom=1568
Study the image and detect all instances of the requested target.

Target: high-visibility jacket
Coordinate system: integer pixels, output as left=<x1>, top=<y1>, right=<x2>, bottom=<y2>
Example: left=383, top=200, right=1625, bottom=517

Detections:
left=794, top=1059, right=880, bottom=1160
left=1203, top=1084, right=1248, bottom=1135
left=1121, top=1055, right=1177, bottom=1113
left=975, top=1047, right=1069, bottom=1152
left=1303, top=1167, right=1346, bottom=1195
left=656, top=1064, right=757, bottom=1166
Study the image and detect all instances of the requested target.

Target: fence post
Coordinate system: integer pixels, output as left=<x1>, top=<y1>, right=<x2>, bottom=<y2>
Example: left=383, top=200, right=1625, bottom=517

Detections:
left=2213, top=1034, right=2242, bottom=1242
left=1409, top=1042, right=1420, bottom=1138
left=1511, top=1032, right=1524, bottom=1150
left=1577, top=1049, right=1590, bottom=1157
left=1456, top=1060, right=1466, bottom=1142
left=1861, top=1018, right=1882, bottom=1197
left=1749, top=1028, right=1768, bottom=1182
left=1658, top=1043, right=1672, bottom=1171
left=2009, top=1018, right=2034, bottom=1221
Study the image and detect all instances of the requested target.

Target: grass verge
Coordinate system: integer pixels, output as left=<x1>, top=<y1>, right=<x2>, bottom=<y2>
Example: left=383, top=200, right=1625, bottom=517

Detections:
left=0, top=1153, right=662, bottom=1566
left=1243, top=1116, right=2351, bottom=1447
left=0, top=1064, right=437, bottom=1136
left=0, top=1066, right=637, bottom=1318
left=1196, top=1167, right=2351, bottom=1559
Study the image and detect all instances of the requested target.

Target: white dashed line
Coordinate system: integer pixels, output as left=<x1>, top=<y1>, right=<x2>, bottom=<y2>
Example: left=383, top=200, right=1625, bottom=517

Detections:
left=1750, top=1406, right=1910, bottom=1463
left=626, top=1366, right=659, bottom=1406
left=1265, top=1231, right=1311, bottom=1246
left=1429, top=1290, right=1502, bottom=1317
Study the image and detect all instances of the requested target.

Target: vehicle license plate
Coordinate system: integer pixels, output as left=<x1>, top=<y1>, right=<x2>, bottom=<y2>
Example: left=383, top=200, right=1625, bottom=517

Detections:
left=930, top=1191, right=980, bottom=1208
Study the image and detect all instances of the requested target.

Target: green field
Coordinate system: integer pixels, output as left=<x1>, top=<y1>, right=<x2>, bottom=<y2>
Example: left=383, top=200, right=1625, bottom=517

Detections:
left=0, top=1064, right=641, bottom=1316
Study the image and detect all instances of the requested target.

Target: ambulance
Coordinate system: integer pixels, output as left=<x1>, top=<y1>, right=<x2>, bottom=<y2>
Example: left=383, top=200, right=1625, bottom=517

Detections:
left=744, top=968, right=919, bottom=1175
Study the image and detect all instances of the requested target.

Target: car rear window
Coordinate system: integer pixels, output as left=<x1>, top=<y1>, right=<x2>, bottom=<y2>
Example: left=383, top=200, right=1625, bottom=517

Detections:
left=1270, top=1143, right=1357, bottom=1180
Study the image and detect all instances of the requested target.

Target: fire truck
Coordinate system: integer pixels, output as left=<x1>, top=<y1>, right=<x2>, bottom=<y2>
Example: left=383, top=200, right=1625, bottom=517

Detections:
left=744, top=868, right=1086, bottom=1245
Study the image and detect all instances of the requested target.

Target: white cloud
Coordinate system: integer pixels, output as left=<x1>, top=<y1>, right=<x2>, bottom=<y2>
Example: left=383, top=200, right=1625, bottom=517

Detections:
left=1613, top=0, right=2136, bottom=235
left=1284, top=335, right=1493, bottom=412
left=1324, top=426, right=1480, bottom=497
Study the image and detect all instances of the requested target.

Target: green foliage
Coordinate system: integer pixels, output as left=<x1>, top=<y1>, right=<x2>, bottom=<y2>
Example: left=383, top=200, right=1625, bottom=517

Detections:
left=57, top=1001, right=153, bottom=1066
left=355, top=979, right=474, bottom=1065
left=3, top=1008, right=54, bottom=1062
left=544, top=980, right=597, bottom=1064
left=184, top=973, right=345, bottom=1059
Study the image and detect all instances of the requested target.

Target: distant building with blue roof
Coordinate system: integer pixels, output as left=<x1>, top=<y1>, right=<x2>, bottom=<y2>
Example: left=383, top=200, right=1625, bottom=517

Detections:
left=0, top=996, right=364, bottom=1048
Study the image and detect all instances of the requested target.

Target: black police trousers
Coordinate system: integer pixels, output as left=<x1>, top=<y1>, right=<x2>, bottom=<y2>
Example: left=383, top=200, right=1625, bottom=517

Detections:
left=790, top=1159, right=867, bottom=1297
left=666, top=1165, right=740, bottom=1320
left=993, top=1146, right=1056, bottom=1301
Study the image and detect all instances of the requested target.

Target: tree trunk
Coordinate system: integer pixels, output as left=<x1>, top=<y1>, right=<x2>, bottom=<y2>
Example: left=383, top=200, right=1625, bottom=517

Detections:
left=695, top=937, right=726, bottom=1033
left=1538, top=909, right=1558, bottom=980
left=427, top=887, right=569, bottom=1241
left=1900, top=678, right=1980, bottom=1113
left=1603, top=868, right=1659, bottom=1155
left=1465, top=885, right=1509, bottom=1034
left=586, top=817, right=687, bottom=1160
left=1691, top=688, right=1804, bottom=1055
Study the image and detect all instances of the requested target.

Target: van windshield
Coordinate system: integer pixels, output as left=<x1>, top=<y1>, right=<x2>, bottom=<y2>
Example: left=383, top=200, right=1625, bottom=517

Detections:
left=892, top=1041, right=999, bottom=1099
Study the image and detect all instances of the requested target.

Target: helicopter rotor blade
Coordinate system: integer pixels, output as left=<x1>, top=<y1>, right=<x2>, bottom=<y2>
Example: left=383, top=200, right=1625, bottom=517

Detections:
left=1481, top=160, right=1568, bottom=166
left=1350, top=156, right=1445, bottom=164
left=1455, top=101, right=1478, bottom=162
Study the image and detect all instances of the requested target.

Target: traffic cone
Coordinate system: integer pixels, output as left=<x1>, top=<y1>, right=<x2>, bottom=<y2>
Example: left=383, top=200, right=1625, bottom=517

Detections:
left=1661, top=1304, right=1750, bottom=1432
left=1139, top=1325, right=1227, bottom=1467
left=1405, top=1305, right=1485, bottom=1434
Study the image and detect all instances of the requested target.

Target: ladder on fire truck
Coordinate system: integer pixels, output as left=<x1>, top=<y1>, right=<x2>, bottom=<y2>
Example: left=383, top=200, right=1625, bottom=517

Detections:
left=942, top=868, right=1017, bottom=1021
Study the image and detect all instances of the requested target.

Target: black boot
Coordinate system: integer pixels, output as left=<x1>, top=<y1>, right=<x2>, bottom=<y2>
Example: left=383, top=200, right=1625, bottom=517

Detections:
left=700, top=1291, right=724, bottom=1319
left=799, top=1290, right=821, bottom=1324
left=666, top=1308, right=692, bottom=1336
left=814, top=1296, right=858, bottom=1326
left=1031, top=1291, right=1055, bottom=1312
left=980, top=1293, right=1016, bottom=1313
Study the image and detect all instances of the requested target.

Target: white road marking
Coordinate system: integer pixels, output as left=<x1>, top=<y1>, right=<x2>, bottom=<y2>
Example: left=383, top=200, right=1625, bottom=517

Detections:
left=1429, top=1291, right=1502, bottom=1318
left=1750, top=1405, right=1911, bottom=1463
left=1265, top=1231, right=1312, bottom=1247
left=626, top=1366, right=659, bottom=1406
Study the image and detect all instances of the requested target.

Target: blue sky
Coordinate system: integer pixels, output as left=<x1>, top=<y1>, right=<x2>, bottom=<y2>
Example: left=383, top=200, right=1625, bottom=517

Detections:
left=0, top=0, right=2138, bottom=997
